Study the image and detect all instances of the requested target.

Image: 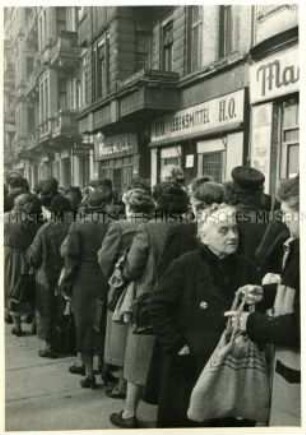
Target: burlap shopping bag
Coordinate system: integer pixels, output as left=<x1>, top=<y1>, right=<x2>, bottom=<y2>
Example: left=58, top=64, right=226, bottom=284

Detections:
left=187, top=293, right=270, bottom=424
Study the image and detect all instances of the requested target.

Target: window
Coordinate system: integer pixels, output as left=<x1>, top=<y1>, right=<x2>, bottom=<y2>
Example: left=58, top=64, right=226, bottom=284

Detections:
left=82, top=53, right=90, bottom=107
left=27, top=107, right=35, bottom=132
left=280, top=98, right=299, bottom=179
left=57, top=7, right=67, bottom=34
left=202, top=152, right=224, bottom=182
left=58, top=79, right=67, bottom=111
left=219, top=6, right=233, bottom=58
left=26, top=57, right=34, bottom=78
left=96, top=34, right=110, bottom=99
left=188, top=6, right=203, bottom=73
left=135, top=29, right=152, bottom=72
left=78, top=7, right=85, bottom=22
left=162, top=20, right=173, bottom=72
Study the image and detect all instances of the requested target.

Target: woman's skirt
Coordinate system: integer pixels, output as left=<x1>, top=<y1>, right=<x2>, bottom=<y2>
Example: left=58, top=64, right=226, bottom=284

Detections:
left=123, top=324, right=155, bottom=386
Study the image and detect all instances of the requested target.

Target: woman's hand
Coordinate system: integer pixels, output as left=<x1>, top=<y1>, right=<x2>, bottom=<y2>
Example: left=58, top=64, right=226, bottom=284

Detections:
left=236, top=284, right=264, bottom=305
left=224, top=311, right=250, bottom=332
left=262, top=273, right=282, bottom=286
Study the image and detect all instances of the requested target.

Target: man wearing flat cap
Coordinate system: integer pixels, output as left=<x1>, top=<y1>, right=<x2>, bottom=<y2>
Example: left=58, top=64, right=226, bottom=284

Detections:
left=225, top=166, right=288, bottom=278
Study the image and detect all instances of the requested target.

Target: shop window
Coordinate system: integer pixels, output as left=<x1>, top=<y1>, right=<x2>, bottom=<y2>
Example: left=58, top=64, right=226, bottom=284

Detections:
left=202, top=151, right=224, bottom=182
left=280, top=98, right=299, bottom=179
left=187, top=6, right=203, bottom=73
left=219, top=6, right=233, bottom=58
left=135, top=29, right=152, bottom=72
left=162, top=20, right=173, bottom=72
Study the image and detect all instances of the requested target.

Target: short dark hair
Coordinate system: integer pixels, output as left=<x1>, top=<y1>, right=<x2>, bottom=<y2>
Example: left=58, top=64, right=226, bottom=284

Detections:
left=190, top=179, right=224, bottom=206
left=277, top=175, right=299, bottom=211
left=153, top=181, right=189, bottom=214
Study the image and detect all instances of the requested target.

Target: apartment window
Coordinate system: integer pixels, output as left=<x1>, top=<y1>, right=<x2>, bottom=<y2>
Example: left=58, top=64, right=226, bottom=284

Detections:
left=78, top=7, right=85, bottom=22
left=57, top=7, right=67, bottom=34
left=188, top=6, right=203, bottom=72
left=162, top=20, right=173, bottom=72
left=219, top=6, right=233, bottom=58
left=202, top=152, right=224, bottom=182
left=280, top=98, right=299, bottom=179
left=76, top=79, right=82, bottom=110
left=82, top=53, right=90, bottom=106
left=96, top=35, right=110, bottom=99
left=26, top=57, right=34, bottom=78
left=58, top=79, right=67, bottom=111
left=27, top=107, right=35, bottom=132
left=135, top=29, right=152, bottom=72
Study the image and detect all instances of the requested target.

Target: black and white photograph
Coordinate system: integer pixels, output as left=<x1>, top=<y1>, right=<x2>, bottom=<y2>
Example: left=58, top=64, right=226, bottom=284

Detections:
left=2, top=2, right=302, bottom=432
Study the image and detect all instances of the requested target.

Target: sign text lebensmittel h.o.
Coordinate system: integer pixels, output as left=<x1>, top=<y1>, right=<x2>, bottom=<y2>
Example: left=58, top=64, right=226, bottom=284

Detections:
left=151, top=89, right=245, bottom=143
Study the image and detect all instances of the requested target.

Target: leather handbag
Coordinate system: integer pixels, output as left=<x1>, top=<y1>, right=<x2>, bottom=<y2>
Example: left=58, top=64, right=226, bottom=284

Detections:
left=187, top=293, right=270, bottom=424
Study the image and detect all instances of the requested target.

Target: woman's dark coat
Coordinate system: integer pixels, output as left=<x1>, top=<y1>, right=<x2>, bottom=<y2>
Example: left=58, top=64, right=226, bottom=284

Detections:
left=27, top=221, right=70, bottom=342
left=4, top=211, right=41, bottom=314
left=149, top=246, right=259, bottom=427
left=246, top=237, right=300, bottom=425
left=64, top=211, right=110, bottom=354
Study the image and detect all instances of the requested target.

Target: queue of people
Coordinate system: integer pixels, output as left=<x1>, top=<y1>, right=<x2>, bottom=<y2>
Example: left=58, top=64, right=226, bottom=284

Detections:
left=4, top=165, right=300, bottom=428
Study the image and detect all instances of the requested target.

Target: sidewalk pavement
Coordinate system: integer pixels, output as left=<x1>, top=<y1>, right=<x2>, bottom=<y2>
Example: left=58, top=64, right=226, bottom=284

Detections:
left=5, top=323, right=157, bottom=431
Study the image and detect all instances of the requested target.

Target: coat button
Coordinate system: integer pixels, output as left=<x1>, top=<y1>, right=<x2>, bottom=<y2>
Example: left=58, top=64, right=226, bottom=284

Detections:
left=199, top=301, right=208, bottom=310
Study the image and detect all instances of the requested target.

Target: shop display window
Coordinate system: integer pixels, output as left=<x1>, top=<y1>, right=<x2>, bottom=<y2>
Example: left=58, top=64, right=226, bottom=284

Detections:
left=280, top=97, right=299, bottom=179
left=202, top=151, right=224, bottom=182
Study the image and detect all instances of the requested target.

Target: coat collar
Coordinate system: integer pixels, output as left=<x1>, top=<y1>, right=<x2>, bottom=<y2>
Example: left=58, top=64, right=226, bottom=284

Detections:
left=198, top=244, right=237, bottom=266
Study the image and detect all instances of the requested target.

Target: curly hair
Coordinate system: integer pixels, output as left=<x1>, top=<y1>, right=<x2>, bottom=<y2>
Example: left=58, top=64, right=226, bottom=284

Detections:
left=277, top=175, right=299, bottom=211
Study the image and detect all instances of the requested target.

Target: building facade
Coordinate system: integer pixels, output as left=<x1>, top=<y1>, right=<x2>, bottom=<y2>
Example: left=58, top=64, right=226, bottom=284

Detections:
left=249, top=4, right=299, bottom=195
left=4, top=7, right=84, bottom=189
left=4, top=5, right=299, bottom=194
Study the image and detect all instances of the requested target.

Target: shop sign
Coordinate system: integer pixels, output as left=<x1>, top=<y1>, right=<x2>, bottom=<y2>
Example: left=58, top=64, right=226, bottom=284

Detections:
left=250, top=47, right=299, bottom=104
left=151, top=89, right=245, bottom=143
left=72, top=143, right=92, bottom=157
left=94, top=133, right=137, bottom=160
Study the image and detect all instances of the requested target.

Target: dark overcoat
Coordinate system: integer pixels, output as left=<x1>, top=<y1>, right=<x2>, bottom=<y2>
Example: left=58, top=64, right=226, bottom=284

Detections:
left=4, top=211, right=41, bottom=313
left=247, top=238, right=300, bottom=426
left=150, top=246, right=259, bottom=427
left=64, top=212, right=110, bottom=354
left=27, top=221, right=70, bottom=342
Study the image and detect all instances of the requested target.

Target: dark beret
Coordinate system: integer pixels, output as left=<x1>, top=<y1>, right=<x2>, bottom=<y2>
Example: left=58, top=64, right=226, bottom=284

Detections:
left=231, top=166, right=265, bottom=190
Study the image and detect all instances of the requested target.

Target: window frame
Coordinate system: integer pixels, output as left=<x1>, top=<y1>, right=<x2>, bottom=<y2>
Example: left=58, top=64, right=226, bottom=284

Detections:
left=187, top=6, right=203, bottom=73
left=161, top=18, right=174, bottom=72
left=219, top=5, right=233, bottom=59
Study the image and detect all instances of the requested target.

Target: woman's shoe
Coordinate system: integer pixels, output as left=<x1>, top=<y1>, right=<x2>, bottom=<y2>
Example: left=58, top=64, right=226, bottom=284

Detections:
left=110, top=411, right=138, bottom=429
left=69, top=364, right=86, bottom=376
left=38, top=349, right=58, bottom=359
left=11, top=327, right=24, bottom=337
left=80, top=376, right=97, bottom=389
left=105, top=384, right=126, bottom=399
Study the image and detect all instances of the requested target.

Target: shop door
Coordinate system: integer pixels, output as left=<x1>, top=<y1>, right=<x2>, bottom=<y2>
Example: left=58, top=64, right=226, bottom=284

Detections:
left=113, top=168, right=122, bottom=194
